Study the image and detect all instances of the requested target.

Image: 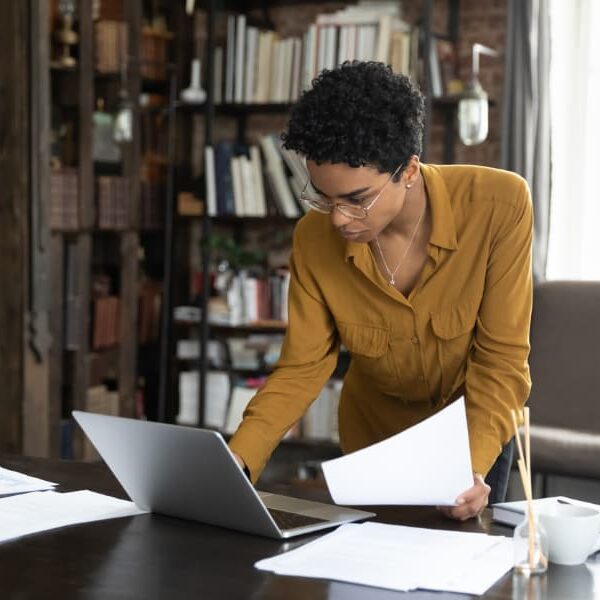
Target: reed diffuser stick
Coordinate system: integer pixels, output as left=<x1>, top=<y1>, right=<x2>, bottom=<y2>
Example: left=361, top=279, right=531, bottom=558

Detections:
left=512, top=408, right=547, bottom=570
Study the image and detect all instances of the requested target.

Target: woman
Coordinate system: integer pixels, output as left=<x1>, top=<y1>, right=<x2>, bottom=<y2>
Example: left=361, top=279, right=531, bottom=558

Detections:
left=229, top=61, right=532, bottom=520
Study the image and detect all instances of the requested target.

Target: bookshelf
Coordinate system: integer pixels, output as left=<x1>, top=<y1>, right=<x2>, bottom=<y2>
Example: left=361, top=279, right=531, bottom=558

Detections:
left=160, top=2, right=432, bottom=454
left=421, top=0, right=460, bottom=163
left=161, top=1, right=466, bottom=465
left=41, top=0, right=171, bottom=458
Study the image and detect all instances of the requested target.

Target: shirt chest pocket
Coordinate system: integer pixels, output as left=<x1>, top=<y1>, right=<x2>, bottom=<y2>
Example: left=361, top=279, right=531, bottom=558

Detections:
left=430, top=300, right=479, bottom=397
left=337, top=321, right=389, bottom=358
left=337, top=322, right=395, bottom=385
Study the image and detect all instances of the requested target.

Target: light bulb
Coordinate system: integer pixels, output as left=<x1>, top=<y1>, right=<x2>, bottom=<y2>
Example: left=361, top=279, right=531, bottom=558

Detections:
left=113, top=102, right=133, bottom=142
left=457, top=43, right=497, bottom=146
left=458, top=94, right=489, bottom=146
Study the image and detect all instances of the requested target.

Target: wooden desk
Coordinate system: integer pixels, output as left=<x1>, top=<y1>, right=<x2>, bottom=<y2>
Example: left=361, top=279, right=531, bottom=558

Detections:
left=1, top=454, right=599, bottom=599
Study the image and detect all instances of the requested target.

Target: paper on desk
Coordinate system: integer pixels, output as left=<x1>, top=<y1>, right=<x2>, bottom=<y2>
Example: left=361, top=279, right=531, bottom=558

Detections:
left=256, top=521, right=513, bottom=596
left=0, top=466, right=57, bottom=496
left=0, top=490, right=148, bottom=544
left=321, top=397, right=473, bottom=505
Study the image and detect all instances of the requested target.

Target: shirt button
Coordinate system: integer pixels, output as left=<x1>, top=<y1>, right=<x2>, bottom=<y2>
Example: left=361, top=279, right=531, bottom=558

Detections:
left=411, top=336, right=419, bottom=345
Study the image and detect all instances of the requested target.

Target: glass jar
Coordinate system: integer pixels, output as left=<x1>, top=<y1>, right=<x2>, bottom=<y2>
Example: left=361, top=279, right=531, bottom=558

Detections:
left=513, top=514, right=549, bottom=575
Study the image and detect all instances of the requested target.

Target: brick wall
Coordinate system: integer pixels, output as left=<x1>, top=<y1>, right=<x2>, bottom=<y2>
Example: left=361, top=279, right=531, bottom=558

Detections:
left=400, top=0, right=507, bottom=166
left=443, top=0, right=506, bottom=166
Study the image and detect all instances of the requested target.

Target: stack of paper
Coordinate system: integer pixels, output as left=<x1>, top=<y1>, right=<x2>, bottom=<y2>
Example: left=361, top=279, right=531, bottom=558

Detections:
left=321, top=398, right=473, bottom=505
left=0, top=466, right=57, bottom=496
left=0, top=490, right=147, bottom=544
left=256, top=522, right=513, bottom=595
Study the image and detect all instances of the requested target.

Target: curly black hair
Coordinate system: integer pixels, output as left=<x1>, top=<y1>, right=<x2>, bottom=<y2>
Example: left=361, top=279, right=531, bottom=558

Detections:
left=281, top=61, right=425, bottom=176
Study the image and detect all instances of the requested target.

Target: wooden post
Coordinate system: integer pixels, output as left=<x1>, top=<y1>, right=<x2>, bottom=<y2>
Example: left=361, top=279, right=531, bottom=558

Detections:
left=0, top=0, right=29, bottom=453
left=119, top=0, right=142, bottom=417
left=69, top=0, right=95, bottom=459
left=23, top=0, right=59, bottom=457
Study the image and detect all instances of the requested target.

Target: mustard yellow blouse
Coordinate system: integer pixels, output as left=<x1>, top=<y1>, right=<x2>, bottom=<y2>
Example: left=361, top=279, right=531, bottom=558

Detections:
left=229, top=163, right=533, bottom=482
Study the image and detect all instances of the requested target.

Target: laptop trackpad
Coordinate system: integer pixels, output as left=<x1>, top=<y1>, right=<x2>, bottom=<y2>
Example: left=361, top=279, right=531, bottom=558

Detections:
left=259, top=491, right=345, bottom=520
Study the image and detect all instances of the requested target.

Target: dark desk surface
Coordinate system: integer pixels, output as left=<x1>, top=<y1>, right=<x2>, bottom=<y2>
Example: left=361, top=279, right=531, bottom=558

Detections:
left=1, top=454, right=599, bottom=599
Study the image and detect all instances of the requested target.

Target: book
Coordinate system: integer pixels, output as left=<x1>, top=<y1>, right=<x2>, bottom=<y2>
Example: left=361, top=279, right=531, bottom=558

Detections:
left=290, top=38, right=302, bottom=101
left=234, top=14, right=246, bottom=103
left=244, top=26, right=258, bottom=103
left=230, top=156, right=245, bottom=216
left=249, top=145, right=267, bottom=216
left=491, top=496, right=600, bottom=527
left=255, top=30, right=274, bottom=103
left=177, top=370, right=231, bottom=429
left=224, top=386, right=255, bottom=434
left=238, top=155, right=257, bottom=216
left=50, top=168, right=79, bottom=230
left=302, top=24, right=316, bottom=91
left=225, top=15, right=235, bottom=103
left=258, top=135, right=300, bottom=218
left=204, top=145, right=217, bottom=217
left=428, top=36, right=443, bottom=97
left=214, top=141, right=235, bottom=215
left=213, top=46, right=223, bottom=105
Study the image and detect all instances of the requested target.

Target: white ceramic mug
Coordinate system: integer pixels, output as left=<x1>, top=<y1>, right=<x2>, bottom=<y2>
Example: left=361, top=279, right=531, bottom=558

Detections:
left=538, top=503, right=600, bottom=566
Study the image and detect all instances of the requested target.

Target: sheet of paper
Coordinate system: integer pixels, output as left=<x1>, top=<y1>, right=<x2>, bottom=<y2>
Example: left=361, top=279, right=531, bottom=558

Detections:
left=256, top=522, right=513, bottom=596
left=321, top=397, right=473, bottom=505
left=0, top=466, right=57, bottom=496
left=0, top=490, right=148, bottom=544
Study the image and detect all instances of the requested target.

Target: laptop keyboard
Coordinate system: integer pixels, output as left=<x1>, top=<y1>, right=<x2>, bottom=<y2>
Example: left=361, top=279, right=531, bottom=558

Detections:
left=267, top=508, right=328, bottom=530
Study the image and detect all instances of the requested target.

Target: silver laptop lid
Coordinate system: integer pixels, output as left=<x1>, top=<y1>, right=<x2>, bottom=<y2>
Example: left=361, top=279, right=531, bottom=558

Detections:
left=72, top=411, right=282, bottom=538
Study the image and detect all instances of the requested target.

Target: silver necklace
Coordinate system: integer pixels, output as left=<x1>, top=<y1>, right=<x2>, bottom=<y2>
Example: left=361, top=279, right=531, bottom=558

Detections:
left=374, top=206, right=426, bottom=287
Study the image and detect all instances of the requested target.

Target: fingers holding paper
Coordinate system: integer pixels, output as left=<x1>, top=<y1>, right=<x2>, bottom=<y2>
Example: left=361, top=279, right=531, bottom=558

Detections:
left=438, top=473, right=491, bottom=521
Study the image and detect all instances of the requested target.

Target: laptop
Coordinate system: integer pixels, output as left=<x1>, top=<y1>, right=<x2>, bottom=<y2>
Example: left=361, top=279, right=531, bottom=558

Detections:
left=72, top=411, right=374, bottom=539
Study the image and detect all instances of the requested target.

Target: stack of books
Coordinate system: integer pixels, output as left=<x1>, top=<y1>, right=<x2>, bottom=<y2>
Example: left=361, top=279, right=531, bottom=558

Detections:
left=95, top=20, right=128, bottom=74
left=50, top=168, right=79, bottom=230
left=208, top=2, right=417, bottom=106
left=97, top=176, right=129, bottom=229
left=92, top=296, right=121, bottom=350
left=140, top=27, right=173, bottom=80
left=204, top=134, right=305, bottom=219
left=222, top=268, right=290, bottom=326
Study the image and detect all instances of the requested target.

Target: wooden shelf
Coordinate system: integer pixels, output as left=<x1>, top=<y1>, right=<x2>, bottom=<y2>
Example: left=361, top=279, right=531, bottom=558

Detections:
left=209, top=321, right=287, bottom=335
left=176, top=321, right=287, bottom=334
left=176, top=359, right=274, bottom=377
left=175, top=101, right=293, bottom=115
left=176, top=214, right=299, bottom=224
left=50, top=63, right=78, bottom=73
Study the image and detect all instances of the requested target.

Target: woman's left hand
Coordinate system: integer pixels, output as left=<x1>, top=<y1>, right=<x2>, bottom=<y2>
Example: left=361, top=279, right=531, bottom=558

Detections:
left=437, top=473, right=491, bottom=521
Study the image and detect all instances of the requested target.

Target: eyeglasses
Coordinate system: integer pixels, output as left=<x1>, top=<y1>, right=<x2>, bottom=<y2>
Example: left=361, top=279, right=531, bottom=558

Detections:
left=300, top=163, right=404, bottom=220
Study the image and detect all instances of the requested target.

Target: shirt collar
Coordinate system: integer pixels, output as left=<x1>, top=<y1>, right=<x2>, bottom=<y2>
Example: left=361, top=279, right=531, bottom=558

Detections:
left=344, top=163, right=458, bottom=262
left=421, top=163, right=458, bottom=251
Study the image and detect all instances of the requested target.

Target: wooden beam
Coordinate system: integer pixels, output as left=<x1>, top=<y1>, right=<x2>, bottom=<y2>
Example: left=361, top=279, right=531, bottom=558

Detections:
left=119, top=0, right=142, bottom=417
left=69, top=0, right=94, bottom=459
left=23, top=0, right=59, bottom=458
left=0, top=0, right=29, bottom=453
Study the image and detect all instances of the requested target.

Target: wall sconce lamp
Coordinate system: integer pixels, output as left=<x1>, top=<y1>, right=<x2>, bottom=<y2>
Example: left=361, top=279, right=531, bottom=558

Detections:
left=458, top=43, right=498, bottom=146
